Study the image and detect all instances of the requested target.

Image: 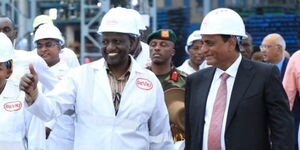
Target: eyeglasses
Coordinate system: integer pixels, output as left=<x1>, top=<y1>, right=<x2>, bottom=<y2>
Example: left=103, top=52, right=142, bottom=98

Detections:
left=36, top=41, right=59, bottom=49
left=259, top=44, right=280, bottom=50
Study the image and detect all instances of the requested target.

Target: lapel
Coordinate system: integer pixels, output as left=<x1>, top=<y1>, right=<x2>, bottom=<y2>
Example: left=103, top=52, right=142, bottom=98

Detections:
left=225, top=58, right=255, bottom=130
left=195, top=67, right=216, bottom=130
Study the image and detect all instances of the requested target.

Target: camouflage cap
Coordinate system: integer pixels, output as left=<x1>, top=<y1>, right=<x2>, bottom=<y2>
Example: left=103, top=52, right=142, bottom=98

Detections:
left=147, top=29, right=177, bottom=44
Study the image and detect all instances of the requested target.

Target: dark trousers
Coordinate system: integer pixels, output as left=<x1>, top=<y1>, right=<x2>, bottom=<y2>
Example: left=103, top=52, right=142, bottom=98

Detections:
left=292, top=94, right=300, bottom=150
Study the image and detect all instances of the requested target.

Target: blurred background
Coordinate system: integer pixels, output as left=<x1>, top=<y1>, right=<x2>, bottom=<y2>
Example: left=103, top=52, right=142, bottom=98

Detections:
left=1, top=0, right=300, bottom=65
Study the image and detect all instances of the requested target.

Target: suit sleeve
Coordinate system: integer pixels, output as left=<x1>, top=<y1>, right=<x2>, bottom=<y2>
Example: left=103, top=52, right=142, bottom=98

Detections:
left=265, top=65, right=295, bottom=150
left=184, top=76, right=191, bottom=150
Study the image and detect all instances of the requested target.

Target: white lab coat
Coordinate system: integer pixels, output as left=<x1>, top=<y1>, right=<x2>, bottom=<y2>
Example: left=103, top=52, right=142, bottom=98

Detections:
left=27, top=56, right=174, bottom=150
left=59, top=48, right=80, bottom=68
left=10, top=49, right=58, bottom=92
left=45, top=60, right=75, bottom=150
left=0, top=79, right=45, bottom=150
left=135, top=41, right=151, bottom=68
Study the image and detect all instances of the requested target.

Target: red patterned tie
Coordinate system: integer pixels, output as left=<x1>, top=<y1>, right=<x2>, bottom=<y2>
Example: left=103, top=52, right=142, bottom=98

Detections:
left=208, top=73, right=230, bottom=150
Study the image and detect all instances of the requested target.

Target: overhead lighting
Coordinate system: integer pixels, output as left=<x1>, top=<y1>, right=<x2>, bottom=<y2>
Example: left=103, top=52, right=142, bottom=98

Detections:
left=132, top=0, right=138, bottom=6
left=49, top=8, right=57, bottom=20
left=97, top=2, right=102, bottom=7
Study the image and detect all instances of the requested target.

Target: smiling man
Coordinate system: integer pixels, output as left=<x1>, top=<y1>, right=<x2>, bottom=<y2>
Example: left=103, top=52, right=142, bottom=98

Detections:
left=19, top=7, right=173, bottom=150
left=34, top=24, right=63, bottom=67
left=185, top=8, right=294, bottom=150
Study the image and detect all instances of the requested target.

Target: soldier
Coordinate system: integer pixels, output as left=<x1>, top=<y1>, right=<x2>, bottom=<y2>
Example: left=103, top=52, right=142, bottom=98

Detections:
left=147, top=29, right=187, bottom=145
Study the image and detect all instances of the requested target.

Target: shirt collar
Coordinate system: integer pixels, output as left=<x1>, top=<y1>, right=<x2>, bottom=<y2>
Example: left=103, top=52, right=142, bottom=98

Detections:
left=105, top=57, right=132, bottom=77
left=90, top=55, right=145, bottom=74
left=215, top=53, right=242, bottom=79
left=276, top=57, right=285, bottom=73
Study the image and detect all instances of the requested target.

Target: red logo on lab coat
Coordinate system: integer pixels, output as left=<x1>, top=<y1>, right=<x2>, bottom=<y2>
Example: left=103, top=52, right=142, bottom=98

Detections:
left=4, top=101, right=22, bottom=112
left=136, top=78, right=153, bottom=90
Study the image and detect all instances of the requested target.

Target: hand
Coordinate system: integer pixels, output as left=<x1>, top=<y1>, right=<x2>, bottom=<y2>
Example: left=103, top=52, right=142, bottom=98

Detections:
left=19, top=64, right=39, bottom=105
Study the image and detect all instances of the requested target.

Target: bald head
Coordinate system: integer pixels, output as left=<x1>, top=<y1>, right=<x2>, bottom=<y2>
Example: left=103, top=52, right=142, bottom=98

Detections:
left=0, top=16, right=17, bottom=43
left=260, top=33, right=286, bottom=64
left=264, top=33, right=286, bottom=50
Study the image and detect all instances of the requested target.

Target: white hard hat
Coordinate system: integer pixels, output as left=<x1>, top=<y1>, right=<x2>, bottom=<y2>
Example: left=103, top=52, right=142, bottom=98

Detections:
left=185, top=30, right=202, bottom=54
left=199, top=8, right=247, bottom=38
left=98, top=7, right=140, bottom=36
left=33, top=23, right=64, bottom=45
left=33, top=15, right=54, bottom=29
left=127, top=9, right=147, bottom=30
left=0, top=33, right=14, bottom=62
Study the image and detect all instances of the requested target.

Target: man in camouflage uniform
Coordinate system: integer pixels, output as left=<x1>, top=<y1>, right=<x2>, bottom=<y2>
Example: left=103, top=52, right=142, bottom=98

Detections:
left=147, top=29, right=187, bottom=142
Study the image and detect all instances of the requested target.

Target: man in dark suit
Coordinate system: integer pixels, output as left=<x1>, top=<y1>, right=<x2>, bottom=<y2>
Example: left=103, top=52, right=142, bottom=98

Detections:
left=184, top=8, right=294, bottom=150
left=260, top=33, right=289, bottom=81
left=260, top=33, right=299, bottom=150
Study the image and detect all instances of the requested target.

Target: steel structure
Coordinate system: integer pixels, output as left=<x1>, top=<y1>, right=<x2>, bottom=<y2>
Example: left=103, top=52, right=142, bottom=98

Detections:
left=79, top=0, right=110, bottom=63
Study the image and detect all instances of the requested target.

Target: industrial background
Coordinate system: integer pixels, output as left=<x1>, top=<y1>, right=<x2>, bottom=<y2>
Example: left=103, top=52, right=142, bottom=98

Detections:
left=1, top=0, right=300, bottom=66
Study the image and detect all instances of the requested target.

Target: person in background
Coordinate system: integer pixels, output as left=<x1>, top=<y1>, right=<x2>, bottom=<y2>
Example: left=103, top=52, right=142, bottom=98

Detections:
left=260, top=33, right=289, bottom=81
left=19, top=7, right=174, bottom=150
left=251, top=45, right=264, bottom=62
left=177, top=30, right=208, bottom=74
left=147, top=29, right=187, bottom=149
left=0, top=33, right=45, bottom=150
left=33, top=23, right=75, bottom=150
left=240, top=32, right=253, bottom=59
left=127, top=9, right=151, bottom=67
left=185, top=8, right=294, bottom=150
left=32, top=15, right=80, bottom=67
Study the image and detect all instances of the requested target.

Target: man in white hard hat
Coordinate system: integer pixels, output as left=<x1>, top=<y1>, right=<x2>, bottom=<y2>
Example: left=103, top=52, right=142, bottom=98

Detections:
left=177, top=30, right=208, bottom=74
left=32, top=14, right=80, bottom=68
left=0, top=32, right=45, bottom=150
left=20, top=7, right=174, bottom=150
left=184, top=8, right=294, bottom=150
left=34, top=23, right=75, bottom=150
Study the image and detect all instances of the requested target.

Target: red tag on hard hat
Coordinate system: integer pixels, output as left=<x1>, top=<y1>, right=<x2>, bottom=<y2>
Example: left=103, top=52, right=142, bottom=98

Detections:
left=161, top=30, right=170, bottom=39
left=106, top=19, right=118, bottom=26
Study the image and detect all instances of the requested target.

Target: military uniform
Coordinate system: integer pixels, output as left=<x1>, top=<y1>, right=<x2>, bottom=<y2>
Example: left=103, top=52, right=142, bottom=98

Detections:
left=147, top=29, right=187, bottom=143
left=148, top=65, right=187, bottom=142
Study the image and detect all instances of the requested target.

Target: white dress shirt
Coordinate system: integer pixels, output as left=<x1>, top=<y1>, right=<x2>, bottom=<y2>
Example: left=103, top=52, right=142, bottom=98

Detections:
left=202, top=54, right=242, bottom=150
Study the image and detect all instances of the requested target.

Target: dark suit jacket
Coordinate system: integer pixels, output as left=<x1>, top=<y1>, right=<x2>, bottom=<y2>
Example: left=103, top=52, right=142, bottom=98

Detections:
left=185, top=58, right=294, bottom=150
left=280, top=57, right=289, bottom=81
